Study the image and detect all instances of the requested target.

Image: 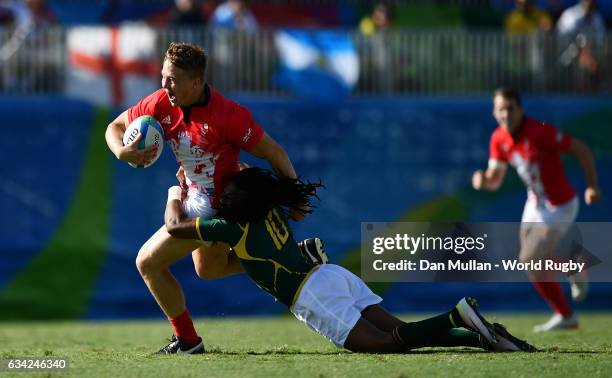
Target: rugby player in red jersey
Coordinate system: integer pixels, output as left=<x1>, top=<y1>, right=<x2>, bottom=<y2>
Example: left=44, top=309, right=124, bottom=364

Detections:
left=472, top=88, right=601, bottom=332
left=105, top=42, right=324, bottom=354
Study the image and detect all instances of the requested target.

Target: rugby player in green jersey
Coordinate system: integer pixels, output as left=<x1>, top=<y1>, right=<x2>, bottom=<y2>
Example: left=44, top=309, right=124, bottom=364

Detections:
left=164, top=167, right=535, bottom=353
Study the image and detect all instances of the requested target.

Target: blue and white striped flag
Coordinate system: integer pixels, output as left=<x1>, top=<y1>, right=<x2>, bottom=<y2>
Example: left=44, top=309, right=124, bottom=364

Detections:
left=274, top=29, right=359, bottom=102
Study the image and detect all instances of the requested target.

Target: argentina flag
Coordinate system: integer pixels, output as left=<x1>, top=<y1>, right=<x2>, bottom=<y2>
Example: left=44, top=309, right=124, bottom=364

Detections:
left=274, top=29, right=359, bottom=102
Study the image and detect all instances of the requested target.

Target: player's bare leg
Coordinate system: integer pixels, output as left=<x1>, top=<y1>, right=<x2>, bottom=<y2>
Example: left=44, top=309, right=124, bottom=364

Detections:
left=361, top=304, right=404, bottom=331
left=136, top=225, right=205, bottom=354
left=567, top=253, right=589, bottom=303
left=344, top=317, right=401, bottom=353
left=136, top=225, right=203, bottom=316
left=192, top=243, right=244, bottom=280
left=519, top=224, right=578, bottom=332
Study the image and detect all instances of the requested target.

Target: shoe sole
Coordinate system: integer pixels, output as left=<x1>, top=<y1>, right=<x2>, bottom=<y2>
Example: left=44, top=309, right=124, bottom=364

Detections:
left=177, top=341, right=205, bottom=354
left=492, top=323, right=537, bottom=352
left=456, top=297, right=496, bottom=344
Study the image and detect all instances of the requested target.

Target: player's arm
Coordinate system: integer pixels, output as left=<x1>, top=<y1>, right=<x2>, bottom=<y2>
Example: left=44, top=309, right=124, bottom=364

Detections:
left=164, top=186, right=200, bottom=239
left=567, top=138, right=601, bottom=205
left=472, top=165, right=507, bottom=191
left=104, top=110, right=158, bottom=166
left=249, top=133, right=309, bottom=221
left=164, top=186, right=242, bottom=250
left=474, top=132, right=508, bottom=191
left=249, top=132, right=297, bottom=179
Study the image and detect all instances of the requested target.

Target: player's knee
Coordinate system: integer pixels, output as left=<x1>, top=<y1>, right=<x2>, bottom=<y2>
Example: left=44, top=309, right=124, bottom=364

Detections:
left=344, top=320, right=400, bottom=353
left=194, top=262, right=213, bottom=280
left=135, top=248, right=160, bottom=277
left=135, top=254, right=150, bottom=277
left=193, top=245, right=235, bottom=280
left=193, top=261, right=222, bottom=280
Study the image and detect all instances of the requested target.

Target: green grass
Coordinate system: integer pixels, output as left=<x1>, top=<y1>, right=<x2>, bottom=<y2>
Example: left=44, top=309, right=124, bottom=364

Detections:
left=1, top=313, right=612, bottom=377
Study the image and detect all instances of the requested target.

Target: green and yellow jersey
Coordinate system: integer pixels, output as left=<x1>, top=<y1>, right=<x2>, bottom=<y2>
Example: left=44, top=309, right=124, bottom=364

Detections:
left=195, top=208, right=319, bottom=307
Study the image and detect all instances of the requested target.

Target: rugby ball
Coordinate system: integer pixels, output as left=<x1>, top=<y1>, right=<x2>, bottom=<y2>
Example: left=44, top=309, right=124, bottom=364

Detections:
left=122, top=115, right=164, bottom=168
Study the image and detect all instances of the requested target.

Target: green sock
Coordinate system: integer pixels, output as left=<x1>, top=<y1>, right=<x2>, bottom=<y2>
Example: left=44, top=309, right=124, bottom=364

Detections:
left=450, top=307, right=467, bottom=328
left=393, top=309, right=477, bottom=350
left=394, top=310, right=456, bottom=349
left=446, top=328, right=483, bottom=348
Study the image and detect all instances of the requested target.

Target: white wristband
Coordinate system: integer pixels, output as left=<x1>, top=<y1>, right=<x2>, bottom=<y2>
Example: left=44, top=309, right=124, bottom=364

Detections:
left=168, top=186, right=182, bottom=202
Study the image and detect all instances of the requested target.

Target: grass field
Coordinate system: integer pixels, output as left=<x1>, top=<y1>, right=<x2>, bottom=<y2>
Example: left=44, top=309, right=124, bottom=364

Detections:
left=1, top=313, right=612, bottom=378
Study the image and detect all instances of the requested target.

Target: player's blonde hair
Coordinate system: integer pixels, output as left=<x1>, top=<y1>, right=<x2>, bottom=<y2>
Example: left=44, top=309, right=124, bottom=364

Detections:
left=164, top=42, right=208, bottom=80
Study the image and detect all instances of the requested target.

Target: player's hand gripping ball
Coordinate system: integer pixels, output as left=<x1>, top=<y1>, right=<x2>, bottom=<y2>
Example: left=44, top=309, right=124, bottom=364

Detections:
left=122, top=115, right=164, bottom=168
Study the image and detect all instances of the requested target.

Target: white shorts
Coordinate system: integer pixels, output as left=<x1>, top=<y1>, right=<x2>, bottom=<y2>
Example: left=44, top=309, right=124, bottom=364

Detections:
left=182, top=191, right=216, bottom=245
left=290, top=264, right=382, bottom=348
left=521, top=194, right=579, bottom=237
left=182, top=190, right=216, bottom=219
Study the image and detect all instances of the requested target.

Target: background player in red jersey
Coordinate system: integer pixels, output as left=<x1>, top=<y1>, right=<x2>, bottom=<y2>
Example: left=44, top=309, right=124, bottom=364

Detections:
left=472, top=87, right=601, bottom=332
left=105, top=42, right=310, bottom=353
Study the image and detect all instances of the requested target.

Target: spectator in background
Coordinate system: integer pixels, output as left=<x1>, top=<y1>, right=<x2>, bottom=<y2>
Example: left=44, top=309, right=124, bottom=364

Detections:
left=359, top=3, right=393, bottom=92
left=210, top=0, right=257, bottom=32
left=169, top=0, right=207, bottom=26
left=504, top=0, right=552, bottom=88
left=359, top=3, right=390, bottom=37
left=0, top=0, right=58, bottom=92
left=557, top=0, right=606, bottom=45
left=24, top=0, right=55, bottom=28
left=209, top=0, right=258, bottom=91
left=505, top=0, right=552, bottom=34
left=557, top=0, right=607, bottom=92
left=0, top=0, right=31, bottom=66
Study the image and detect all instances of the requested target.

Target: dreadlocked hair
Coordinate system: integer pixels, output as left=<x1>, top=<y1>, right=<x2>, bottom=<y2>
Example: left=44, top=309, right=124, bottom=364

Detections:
left=216, top=168, right=323, bottom=224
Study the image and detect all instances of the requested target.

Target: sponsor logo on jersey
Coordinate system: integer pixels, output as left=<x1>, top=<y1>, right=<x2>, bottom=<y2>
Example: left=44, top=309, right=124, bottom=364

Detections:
left=200, top=123, right=209, bottom=137
left=161, top=115, right=172, bottom=124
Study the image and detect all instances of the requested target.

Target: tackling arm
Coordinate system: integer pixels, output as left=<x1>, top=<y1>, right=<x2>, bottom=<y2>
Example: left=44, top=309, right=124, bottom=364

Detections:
left=164, top=186, right=199, bottom=239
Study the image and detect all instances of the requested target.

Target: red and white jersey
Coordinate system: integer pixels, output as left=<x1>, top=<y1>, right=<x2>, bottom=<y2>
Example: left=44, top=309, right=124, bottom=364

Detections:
left=128, top=86, right=264, bottom=205
left=488, top=117, right=576, bottom=206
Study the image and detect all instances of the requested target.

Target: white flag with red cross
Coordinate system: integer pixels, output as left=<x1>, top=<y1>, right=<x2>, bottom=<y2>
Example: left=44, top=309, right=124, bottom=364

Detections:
left=66, top=23, right=160, bottom=108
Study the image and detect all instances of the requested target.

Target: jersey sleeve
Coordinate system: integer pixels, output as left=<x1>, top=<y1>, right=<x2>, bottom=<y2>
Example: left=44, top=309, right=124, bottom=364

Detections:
left=538, top=122, right=573, bottom=152
left=127, top=90, right=162, bottom=123
left=224, top=102, right=264, bottom=152
left=488, top=131, right=508, bottom=169
left=195, top=217, right=243, bottom=246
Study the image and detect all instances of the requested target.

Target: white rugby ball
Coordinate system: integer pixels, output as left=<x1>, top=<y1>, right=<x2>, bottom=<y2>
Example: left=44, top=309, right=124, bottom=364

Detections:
left=122, top=115, right=164, bottom=168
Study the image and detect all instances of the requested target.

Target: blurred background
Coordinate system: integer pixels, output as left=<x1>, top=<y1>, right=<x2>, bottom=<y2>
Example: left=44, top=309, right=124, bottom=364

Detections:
left=0, top=0, right=611, bottom=321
